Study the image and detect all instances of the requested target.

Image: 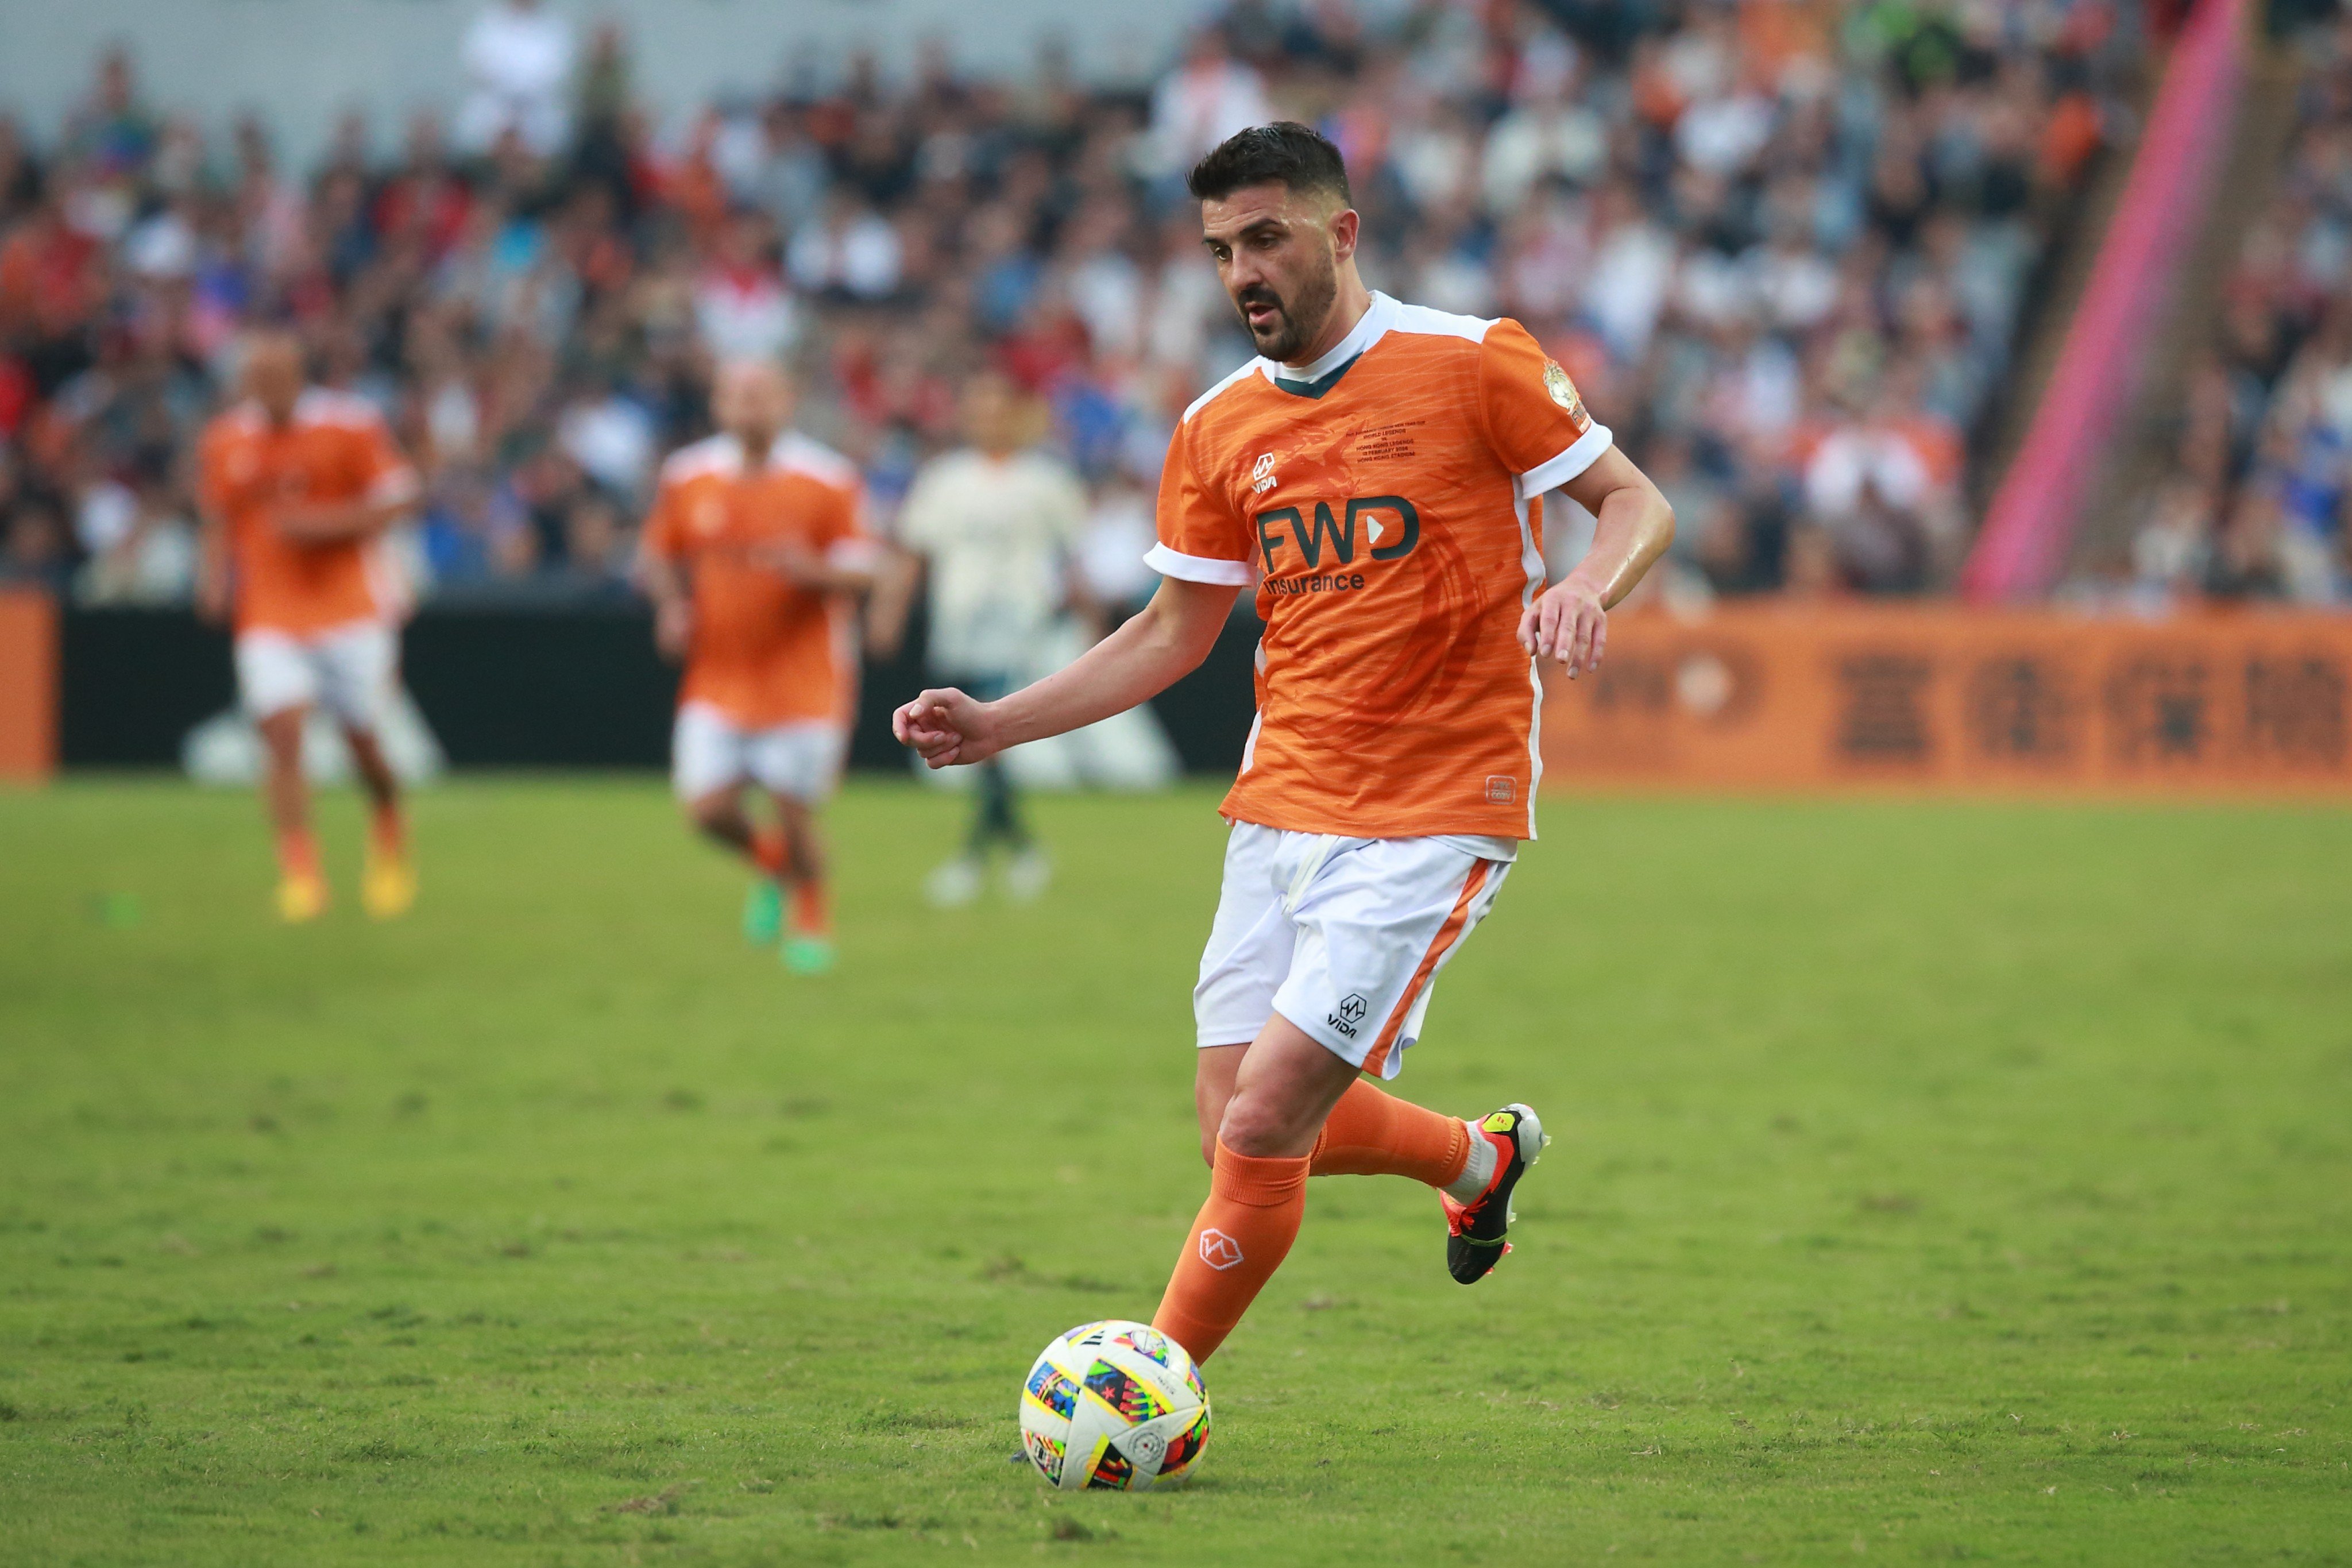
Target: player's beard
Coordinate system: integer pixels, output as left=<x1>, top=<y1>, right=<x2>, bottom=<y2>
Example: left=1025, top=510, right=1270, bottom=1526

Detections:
left=1235, top=258, right=1339, bottom=364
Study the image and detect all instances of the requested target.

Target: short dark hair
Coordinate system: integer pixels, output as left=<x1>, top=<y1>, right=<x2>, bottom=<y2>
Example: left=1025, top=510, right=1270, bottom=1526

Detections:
left=1186, top=121, right=1351, bottom=206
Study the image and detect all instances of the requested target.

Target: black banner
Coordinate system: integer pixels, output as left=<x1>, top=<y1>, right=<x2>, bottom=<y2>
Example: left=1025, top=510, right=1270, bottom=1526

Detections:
left=57, top=603, right=1261, bottom=777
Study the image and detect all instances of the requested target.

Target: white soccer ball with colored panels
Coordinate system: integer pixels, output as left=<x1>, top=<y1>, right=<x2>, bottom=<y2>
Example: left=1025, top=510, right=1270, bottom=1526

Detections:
left=1019, top=1320, right=1210, bottom=1490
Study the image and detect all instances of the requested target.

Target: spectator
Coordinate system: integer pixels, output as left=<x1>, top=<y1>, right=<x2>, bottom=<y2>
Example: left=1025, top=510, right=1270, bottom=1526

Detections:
left=2127, top=13, right=2352, bottom=605
left=1481, top=75, right=1608, bottom=216
left=557, top=377, right=656, bottom=500
left=783, top=192, right=901, bottom=304
left=750, top=101, right=829, bottom=234
left=75, top=451, right=195, bottom=604
left=0, top=6, right=2134, bottom=608
left=2, top=492, right=72, bottom=592
left=553, top=486, right=633, bottom=594
left=455, top=0, right=576, bottom=159
left=1149, top=29, right=1275, bottom=178
left=63, top=47, right=159, bottom=186
left=698, top=208, right=798, bottom=359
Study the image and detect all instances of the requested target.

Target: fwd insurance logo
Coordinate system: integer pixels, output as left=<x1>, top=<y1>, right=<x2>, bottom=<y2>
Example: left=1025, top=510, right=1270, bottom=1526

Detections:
left=1254, top=496, right=1419, bottom=596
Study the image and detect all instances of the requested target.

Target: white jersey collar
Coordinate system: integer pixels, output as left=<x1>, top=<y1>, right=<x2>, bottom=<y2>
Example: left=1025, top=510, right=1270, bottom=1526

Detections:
left=721, top=432, right=798, bottom=473
left=1264, top=291, right=1395, bottom=387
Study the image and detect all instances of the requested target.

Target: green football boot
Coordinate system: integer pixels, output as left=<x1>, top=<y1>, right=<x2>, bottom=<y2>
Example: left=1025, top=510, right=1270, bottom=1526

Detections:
left=780, top=933, right=835, bottom=976
left=742, top=880, right=783, bottom=946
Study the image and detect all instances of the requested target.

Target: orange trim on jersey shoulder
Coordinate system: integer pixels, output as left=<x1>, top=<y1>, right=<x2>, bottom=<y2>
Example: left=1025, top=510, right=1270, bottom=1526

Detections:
left=1360, top=859, right=1492, bottom=1077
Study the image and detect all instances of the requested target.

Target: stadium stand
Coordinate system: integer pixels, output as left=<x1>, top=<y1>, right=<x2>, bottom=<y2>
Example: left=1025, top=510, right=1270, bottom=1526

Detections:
left=0, top=0, right=2137, bottom=609
left=2122, top=7, right=2352, bottom=605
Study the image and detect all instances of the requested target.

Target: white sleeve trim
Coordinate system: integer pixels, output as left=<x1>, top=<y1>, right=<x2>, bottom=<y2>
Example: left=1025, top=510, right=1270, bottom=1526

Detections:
left=1518, top=423, right=1614, bottom=498
left=1144, top=542, right=1254, bottom=586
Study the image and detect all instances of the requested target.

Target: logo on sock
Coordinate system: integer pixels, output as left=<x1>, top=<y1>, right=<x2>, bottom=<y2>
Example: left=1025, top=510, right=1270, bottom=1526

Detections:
left=1198, top=1229, right=1245, bottom=1270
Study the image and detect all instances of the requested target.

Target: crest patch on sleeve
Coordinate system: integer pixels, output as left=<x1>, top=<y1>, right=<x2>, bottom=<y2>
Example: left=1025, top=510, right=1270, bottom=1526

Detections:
left=1542, top=360, right=1586, bottom=422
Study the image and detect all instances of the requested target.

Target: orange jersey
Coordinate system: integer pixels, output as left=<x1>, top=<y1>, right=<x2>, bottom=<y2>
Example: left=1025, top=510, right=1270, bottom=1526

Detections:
left=198, top=391, right=419, bottom=636
left=1151, top=292, right=1613, bottom=839
left=643, top=432, right=872, bottom=728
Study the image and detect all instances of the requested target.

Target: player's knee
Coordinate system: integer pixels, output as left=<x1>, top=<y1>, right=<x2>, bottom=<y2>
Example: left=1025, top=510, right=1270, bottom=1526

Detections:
left=778, top=803, right=820, bottom=851
left=343, top=727, right=392, bottom=775
left=1215, top=1090, right=1309, bottom=1160
left=683, top=793, right=733, bottom=835
left=257, top=713, right=305, bottom=766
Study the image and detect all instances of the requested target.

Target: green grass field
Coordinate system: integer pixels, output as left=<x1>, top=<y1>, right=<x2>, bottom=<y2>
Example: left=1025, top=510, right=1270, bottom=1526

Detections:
left=1, top=778, right=2347, bottom=1566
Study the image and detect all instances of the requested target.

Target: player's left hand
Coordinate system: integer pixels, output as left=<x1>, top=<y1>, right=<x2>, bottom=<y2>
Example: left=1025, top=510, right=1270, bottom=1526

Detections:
left=755, top=542, right=827, bottom=586
left=893, top=687, right=999, bottom=768
left=1519, top=579, right=1607, bottom=678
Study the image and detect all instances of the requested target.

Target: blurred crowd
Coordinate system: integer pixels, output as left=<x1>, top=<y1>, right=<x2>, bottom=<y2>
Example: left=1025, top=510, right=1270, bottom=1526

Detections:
left=2133, top=7, right=2352, bottom=605
left=0, top=0, right=2137, bottom=611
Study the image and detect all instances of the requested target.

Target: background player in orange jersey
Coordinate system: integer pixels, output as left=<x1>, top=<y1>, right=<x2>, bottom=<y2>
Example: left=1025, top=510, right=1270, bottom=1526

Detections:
left=196, top=331, right=422, bottom=924
left=640, top=360, right=876, bottom=975
left=898, top=123, right=1676, bottom=1368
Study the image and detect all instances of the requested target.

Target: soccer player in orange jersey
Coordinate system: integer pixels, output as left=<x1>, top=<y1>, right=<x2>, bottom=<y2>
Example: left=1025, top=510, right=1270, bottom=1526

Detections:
left=640, top=360, right=875, bottom=975
left=897, top=124, right=1675, bottom=1368
left=196, top=331, right=422, bottom=924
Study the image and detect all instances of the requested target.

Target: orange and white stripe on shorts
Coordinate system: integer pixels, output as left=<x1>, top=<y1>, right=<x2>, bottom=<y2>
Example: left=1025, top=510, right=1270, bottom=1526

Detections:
left=1360, top=859, right=1496, bottom=1079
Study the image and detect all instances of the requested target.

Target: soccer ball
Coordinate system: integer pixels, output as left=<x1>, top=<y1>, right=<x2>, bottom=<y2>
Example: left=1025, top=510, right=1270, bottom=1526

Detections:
left=1019, top=1320, right=1210, bottom=1490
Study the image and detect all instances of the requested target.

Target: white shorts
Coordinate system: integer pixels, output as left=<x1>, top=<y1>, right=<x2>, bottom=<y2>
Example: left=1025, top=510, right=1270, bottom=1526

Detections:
left=671, top=701, right=847, bottom=805
left=235, top=620, right=397, bottom=729
left=1192, top=823, right=1511, bottom=1079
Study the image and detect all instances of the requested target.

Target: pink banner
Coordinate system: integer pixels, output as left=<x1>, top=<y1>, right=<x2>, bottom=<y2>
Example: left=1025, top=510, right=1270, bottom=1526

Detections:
left=1961, top=0, right=2246, bottom=602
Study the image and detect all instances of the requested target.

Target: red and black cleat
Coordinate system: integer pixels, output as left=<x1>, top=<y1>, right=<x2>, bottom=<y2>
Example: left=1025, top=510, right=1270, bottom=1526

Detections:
left=1443, top=1103, right=1548, bottom=1284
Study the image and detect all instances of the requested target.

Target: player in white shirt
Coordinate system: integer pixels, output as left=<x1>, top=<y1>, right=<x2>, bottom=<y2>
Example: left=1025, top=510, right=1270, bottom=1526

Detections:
left=874, top=368, right=1088, bottom=905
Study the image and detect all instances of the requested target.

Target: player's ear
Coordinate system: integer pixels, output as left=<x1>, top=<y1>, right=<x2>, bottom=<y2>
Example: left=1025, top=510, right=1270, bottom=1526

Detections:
left=1328, top=206, right=1360, bottom=264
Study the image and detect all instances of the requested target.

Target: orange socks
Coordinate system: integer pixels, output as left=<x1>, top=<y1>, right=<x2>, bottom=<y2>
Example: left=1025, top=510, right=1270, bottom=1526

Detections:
left=752, top=829, right=788, bottom=879
left=748, top=831, right=827, bottom=935
left=1152, top=1141, right=1308, bottom=1364
left=1153, top=1089, right=1483, bottom=1363
left=276, top=826, right=320, bottom=880
left=791, top=879, right=829, bottom=936
left=369, top=802, right=404, bottom=857
left=1309, top=1078, right=1472, bottom=1188
left=1151, top=1087, right=1492, bottom=1363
